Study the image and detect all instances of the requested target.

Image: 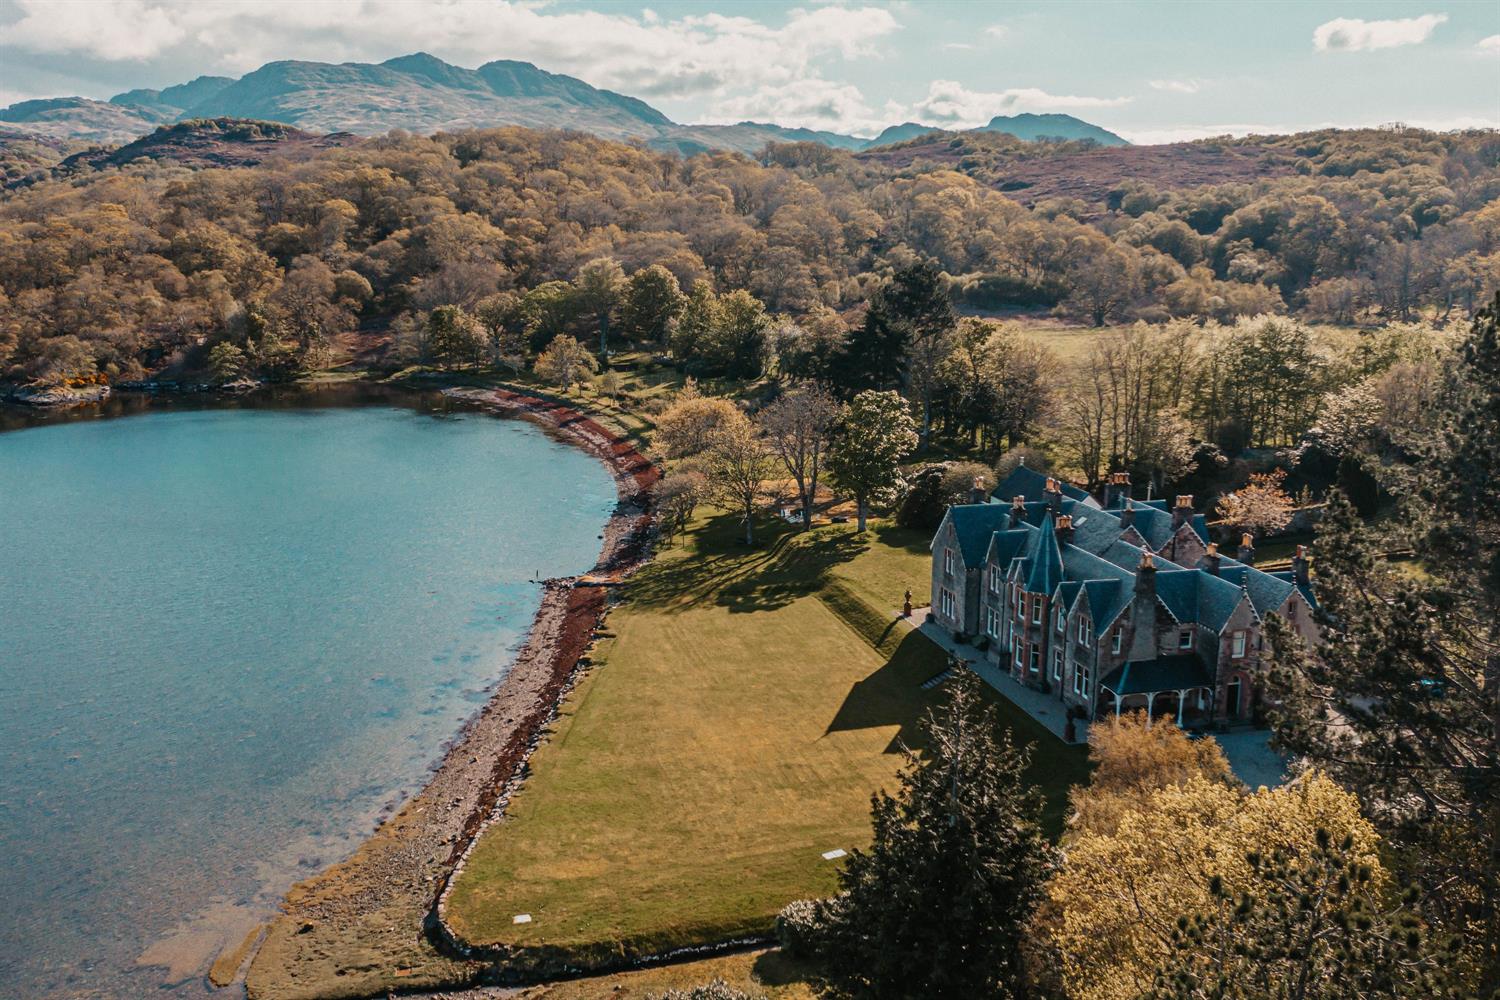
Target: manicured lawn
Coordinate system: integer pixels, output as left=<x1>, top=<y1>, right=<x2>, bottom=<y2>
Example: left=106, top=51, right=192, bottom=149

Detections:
left=444, top=514, right=1087, bottom=966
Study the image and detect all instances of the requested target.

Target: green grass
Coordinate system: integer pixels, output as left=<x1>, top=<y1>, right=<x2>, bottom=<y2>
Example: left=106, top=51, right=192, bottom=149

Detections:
left=444, top=514, right=1086, bottom=967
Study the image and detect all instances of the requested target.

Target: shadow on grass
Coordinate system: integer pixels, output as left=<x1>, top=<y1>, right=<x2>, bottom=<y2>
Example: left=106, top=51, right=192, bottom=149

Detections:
left=824, top=629, right=944, bottom=755
left=750, top=948, right=823, bottom=989
left=628, top=513, right=871, bottom=615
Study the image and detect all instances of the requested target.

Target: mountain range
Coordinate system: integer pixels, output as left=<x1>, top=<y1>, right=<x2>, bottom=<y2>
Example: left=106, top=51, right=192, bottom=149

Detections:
left=0, top=52, right=1129, bottom=154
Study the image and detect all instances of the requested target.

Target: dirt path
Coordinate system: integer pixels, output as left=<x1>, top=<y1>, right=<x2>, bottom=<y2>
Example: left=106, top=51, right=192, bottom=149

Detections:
left=242, top=388, right=657, bottom=1000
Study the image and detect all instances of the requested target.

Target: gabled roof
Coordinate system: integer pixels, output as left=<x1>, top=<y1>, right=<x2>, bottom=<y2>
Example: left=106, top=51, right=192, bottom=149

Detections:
left=1026, top=513, right=1064, bottom=595
left=1155, top=568, right=1246, bottom=632
left=985, top=529, right=1032, bottom=579
left=1081, top=579, right=1128, bottom=636
left=941, top=503, right=1011, bottom=567
left=1100, top=654, right=1213, bottom=696
left=1215, top=556, right=1298, bottom=616
left=991, top=465, right=1099, bottom=509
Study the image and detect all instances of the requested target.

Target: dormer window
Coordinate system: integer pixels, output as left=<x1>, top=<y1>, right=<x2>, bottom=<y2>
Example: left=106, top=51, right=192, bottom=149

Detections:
left=1178, top=629, right=1193, bottom=649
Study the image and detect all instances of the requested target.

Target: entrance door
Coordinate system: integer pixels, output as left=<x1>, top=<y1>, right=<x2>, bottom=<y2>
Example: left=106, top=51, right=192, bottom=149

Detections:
left=1226, top=678, right=1243, bottom=719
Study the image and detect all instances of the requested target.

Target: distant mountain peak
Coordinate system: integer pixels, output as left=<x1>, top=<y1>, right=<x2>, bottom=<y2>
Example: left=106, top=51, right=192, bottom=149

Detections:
left=2, top=52, right=1127, bottom=155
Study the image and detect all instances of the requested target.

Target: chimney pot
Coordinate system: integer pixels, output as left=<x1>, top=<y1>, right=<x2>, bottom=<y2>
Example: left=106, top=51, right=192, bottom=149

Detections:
left=1204, top=542, right=1221, bottom=576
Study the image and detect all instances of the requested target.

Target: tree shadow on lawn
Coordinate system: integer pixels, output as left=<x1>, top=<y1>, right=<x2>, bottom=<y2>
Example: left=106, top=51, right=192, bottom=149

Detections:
left=823, top=629, right=944, bottom=756
left=824, top=628, right=1088, bottom=836
left=628, top=513, right=871, bottom=615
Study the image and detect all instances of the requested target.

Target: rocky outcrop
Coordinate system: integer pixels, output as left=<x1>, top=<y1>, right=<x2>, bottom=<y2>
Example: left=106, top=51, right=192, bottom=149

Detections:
left=2, top=383, right=110, bottom=407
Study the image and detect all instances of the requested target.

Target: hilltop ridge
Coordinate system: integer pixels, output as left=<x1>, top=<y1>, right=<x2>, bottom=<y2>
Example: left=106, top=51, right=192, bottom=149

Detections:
left=1, top=52, right=1130, bottom=155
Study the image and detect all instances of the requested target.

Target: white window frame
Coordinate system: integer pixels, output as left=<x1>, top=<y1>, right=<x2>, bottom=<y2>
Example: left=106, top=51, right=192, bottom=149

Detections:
left=943, top=548, right=955, bottom=575
left=1052, top=647, right=1062, bottom=680
left=1232, top=630, right=1247, bottom=658
left=1080, top=662, right=1092, bottom=699
left=1055, top=607, right=1065, bottom=632
left=1112, top=629, right=1123, bottom=654
left=1029, top=646, right=1040, bottom=676
left=1030, top=597, right=1043, bottom=625
left=1077, top=618, right=1091, bottom=647
left=988, top=566, right=1001, bottom=594
left=1178, top=628, right=1193, bottom=650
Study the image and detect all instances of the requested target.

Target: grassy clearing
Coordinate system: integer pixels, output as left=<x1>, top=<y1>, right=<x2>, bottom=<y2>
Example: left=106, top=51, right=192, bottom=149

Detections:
left=444, top=514, right=1087, bottom=965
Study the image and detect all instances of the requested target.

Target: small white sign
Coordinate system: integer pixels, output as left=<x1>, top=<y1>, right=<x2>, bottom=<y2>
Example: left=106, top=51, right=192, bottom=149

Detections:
left=821, top=848, right=847, bottom=860
left=512, top=913, right=532, bottom=924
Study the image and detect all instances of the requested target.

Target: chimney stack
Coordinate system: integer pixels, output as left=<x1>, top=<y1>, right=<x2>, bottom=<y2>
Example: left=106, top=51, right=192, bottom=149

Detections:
left=1292, top=544, right=1312, bottom=587
left=1010, top=495, right=1027, bottom=530
left=1104, top=471, right=1131, bottom=509
left=1237, top=532, right=1256, bottom=564
left=1119, top=499, right=1136, bottom=531
left=1203, top=542, right=1221, bottom=576
left=1056, top=513, right=1074, bottom=546
left=1171, top=494, right=1194, bottom=532
left=1128, top=548, right=1164, bottom=650
left=968, top=476, right=988, bottom=505
left=1044, top=477, right=1064, bottom=513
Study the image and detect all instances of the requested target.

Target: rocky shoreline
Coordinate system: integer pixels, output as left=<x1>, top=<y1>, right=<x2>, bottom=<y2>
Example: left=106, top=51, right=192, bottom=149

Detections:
left=240, top=386, right=658, bottom=1000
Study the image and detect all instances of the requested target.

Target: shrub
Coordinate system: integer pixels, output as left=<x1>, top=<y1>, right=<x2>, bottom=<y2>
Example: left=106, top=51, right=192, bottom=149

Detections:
left=775, top=898, right=828, bottom=958
left=653, top=979, right=761, bottom=1000
left=895, top=465, right=947, bottom=530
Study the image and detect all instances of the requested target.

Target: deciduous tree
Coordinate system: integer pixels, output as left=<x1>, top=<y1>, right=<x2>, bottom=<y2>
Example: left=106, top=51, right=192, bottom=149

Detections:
left=826, top=389, right=918, bottom=532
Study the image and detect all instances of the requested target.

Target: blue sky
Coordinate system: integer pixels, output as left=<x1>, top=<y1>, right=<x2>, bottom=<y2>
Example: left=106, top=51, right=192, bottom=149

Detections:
left=2, top=0, right=1497, bottom=142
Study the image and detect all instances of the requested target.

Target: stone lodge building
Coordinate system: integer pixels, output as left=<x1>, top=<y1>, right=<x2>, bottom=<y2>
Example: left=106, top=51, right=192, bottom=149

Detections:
left=930, top=465, right=1317, bottom=727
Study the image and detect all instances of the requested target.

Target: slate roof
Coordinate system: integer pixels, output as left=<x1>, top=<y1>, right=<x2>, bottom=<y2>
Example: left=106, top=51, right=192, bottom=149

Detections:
left=944, top=474, right=1312, bottom=636
left=992, top=465, right=1099, bottom=508
left=942, top=503, right=1011, bottom=567
left=1154, top=568, right=1247, bottom=632
left=1100, top=654, right=1213, bottom=696
left=1025, top=514, right=1064, bottom=595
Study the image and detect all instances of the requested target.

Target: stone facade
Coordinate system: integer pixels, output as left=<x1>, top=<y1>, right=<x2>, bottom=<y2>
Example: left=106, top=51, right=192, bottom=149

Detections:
left=930, top=467, right=1318, bottom=726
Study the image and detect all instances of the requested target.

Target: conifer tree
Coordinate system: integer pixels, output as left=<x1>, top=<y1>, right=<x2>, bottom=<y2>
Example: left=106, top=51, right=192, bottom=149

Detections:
left=1143, top=829, right=1457, bottom=1000
left=817, top=670, right=1053, bottom=999
left=1264, top=293, right=1500, bottom=993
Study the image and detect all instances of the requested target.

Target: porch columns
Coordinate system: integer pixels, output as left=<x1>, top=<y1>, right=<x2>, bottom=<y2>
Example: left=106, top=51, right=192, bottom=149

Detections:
left=1113, top=692, right=1122, bottom=719
left=1176, top=689, right=1188, bottom=727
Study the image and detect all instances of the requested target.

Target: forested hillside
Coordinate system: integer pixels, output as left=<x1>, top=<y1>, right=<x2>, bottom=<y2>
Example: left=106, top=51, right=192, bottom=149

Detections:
left=0, top=122, right=1496, bottom=390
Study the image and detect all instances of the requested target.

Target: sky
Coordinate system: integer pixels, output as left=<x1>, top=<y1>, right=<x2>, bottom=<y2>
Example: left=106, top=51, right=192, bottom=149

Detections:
left=1, top=0, right=1497, bottom=143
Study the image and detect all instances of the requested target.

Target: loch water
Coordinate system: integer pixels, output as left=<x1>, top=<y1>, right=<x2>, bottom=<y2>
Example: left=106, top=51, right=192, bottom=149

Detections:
left=0, top=389, right=617, bottom=997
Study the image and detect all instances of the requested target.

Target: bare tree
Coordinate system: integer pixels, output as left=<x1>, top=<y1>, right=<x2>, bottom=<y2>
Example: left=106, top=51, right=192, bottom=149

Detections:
left=760, top=383, right=839, bottom=529
left=701, top=413, right=778, bottom=546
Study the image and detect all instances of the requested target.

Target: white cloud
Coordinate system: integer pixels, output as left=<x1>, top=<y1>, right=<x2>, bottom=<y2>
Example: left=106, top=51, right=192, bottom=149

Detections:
left=2, top=0, right=900, bottom=109
left=1149, top=78, right=1201, bottom=94
left=1478, top=34, right=1500, bottom=54
left=983, top=25, right=1008, bottom=40
left=710, top=78, right=887, bottom=136
left=911, top=79, right=1131, bottom=128
left=1313, top=13, right=1448, bottom=52
left=942, top=42, right=976, bottom=51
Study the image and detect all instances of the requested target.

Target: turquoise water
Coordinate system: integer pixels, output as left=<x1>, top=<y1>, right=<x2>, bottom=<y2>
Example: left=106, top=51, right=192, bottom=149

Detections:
left=0, top=396, right=617, bottom=998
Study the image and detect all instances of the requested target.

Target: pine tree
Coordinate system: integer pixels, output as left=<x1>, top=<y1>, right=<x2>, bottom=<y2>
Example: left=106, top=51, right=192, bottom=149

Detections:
left=1263, top=293, right=1500, bottom=993
left=817, top=670, right=1053, bottom=999
left=1143, top=829, right=1457, bottom=1000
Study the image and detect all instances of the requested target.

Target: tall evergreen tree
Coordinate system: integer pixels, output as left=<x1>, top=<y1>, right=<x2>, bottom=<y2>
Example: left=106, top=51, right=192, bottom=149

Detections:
left=1143, top=831, right=1456, bottom=1000
left=1264, top=293, right=1500, bottom=993
left=817, top=671, right=1053, bottom=999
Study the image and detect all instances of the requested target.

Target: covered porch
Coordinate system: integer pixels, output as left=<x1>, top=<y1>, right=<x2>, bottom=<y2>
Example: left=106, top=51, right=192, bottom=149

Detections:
left=1098, top=654, right=1215, bottom=729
